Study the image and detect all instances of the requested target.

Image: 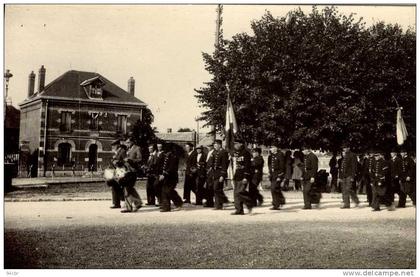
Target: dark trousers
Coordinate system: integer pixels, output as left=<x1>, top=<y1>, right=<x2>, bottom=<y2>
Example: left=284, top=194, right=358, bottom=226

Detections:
left=205, top=171, right=215, bottom=206
left=283, top=179, right=291, bottom=191
left=303, top=180, right=313, bottom=208
left=399, top=181, right=416, bottom=207
left=195, top=175, right=206, bottom=204
left=146, top=175, right=157, bottom=205
left=249, top=177, right=263, bottom=206
left=108, top=179, right=124, bottom=207
left=213, top=176, right=226, bottom=209
left=342, top=176, right=359, bottom=207
left=183, top=173, right=196, bottom=202
left=271, top=177, right=285, bottom=208
left=154, top=178, right=164, bottom=205
left=120, top=172, right=142, bottom=211
left=330, top=173, right=338, bottom=192
left=161, top=177, right=183, bottom=211
left=234, top=179, right=254, bottom=213
left=359, top=176, right=373, bottom=205
left=293, top=179, right=302, bottom=191
left=372, top=183, right=387, bottom=210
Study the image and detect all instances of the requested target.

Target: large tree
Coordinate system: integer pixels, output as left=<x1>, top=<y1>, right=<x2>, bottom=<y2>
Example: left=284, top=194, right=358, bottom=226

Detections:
left=195, top=6, right=415, bottom=152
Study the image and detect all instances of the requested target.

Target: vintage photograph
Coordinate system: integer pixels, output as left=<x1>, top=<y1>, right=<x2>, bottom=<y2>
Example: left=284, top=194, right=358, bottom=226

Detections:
left=3, top=3, right=416, bottom=272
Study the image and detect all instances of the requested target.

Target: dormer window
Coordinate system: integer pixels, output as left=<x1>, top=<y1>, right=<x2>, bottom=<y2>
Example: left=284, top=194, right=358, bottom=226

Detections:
left=80, top=76, right=106, bottom=100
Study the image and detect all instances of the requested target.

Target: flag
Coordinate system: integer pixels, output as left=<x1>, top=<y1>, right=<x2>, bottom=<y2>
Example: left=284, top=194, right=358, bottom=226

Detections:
left=224, top=93, right=238, bottom=151
left=225, top=93, right=238, bottom=182
left=396, top=107, right=408, bottom=145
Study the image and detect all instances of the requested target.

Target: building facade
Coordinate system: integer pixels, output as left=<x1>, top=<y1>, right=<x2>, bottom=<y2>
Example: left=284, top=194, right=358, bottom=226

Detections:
left=18, top=66, right=147, bottom=177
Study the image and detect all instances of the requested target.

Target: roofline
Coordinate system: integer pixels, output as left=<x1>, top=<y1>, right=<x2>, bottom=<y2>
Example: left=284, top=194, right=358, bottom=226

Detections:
left=19, top=95, right=147, bottom=109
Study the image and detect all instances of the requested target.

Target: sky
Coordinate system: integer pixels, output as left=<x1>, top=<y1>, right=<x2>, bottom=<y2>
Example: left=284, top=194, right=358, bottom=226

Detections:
left=4, top=4, right=416, bottom=133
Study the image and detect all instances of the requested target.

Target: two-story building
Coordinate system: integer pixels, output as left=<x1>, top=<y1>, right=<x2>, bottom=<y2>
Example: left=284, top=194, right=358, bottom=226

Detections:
left=18, top=66, right=147, bottom=177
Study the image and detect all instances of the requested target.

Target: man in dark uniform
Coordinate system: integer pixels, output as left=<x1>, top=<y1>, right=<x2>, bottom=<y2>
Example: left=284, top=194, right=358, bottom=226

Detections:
left=250, top=148, right=264, bottom=206
left=144, top=144, right=158, bottom=205
left=231, top=139, right=254, bottom=215
left=204, top=143, right=215, bottom=207
left=339, top=145, right=360, bottom=209
left=195, top=145, right=207, bottom=205
left=183, top=143, right=197, bottom=204
left=329, top=152, right=339, bottom=193
left=154, top=142, right=165, bottom=206
left=159, top=144, right=183, bottom=212
left=371, top=152, right=393, bottom=211
left=399, top=151, right=416, bottom=207
left=268, top=144, right=285, bottom=210
left=390, top=152, right=403, bottom=207
left=360, top=151, right=374, bottom=207
left=302, top=148, right=319, bottom=209
left=107, top=139, right=125, bottom=209
left=212, top=139, right=230, bottom=210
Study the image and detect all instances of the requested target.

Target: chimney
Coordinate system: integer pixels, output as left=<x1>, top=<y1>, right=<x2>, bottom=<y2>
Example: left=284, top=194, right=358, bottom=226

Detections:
left=28, top=71, right=36, bottom=97
left=167, top=128, right=172, bottom=133
left=38, top=65, right=46, bottom=92
left=127, top=76, right=135, bottom=96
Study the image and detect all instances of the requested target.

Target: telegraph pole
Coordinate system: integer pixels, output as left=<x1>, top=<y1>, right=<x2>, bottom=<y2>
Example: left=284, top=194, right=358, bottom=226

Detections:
left=211, top=4, right=223, bottom=144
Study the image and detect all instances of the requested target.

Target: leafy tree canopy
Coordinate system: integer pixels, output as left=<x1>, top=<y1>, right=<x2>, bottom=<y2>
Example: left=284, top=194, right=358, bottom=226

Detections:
left=195, top=6, right=415, bottom=152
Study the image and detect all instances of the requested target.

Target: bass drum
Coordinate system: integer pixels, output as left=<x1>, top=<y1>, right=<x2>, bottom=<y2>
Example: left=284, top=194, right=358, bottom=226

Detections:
left=104, top=168, right=115, bottom=181
left=115, top=166, right=128, bottom=180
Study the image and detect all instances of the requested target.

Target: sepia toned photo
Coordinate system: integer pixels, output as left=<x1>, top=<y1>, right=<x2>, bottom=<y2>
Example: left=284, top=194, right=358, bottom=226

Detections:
left=2, top=2, right=416, bottom=273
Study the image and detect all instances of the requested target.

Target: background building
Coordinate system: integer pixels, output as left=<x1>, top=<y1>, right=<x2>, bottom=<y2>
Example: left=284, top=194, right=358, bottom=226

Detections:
left=18, top=66, right=147, bottom=177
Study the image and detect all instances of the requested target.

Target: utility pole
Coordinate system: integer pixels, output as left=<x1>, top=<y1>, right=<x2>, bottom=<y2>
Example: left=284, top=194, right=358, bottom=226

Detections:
left=211, top=4, right=223, bottom=144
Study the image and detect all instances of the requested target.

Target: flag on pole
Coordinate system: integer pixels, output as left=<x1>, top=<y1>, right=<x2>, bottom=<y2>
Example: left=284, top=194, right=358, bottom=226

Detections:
left=225, top=93, right=238, bottom=150
left=225, top=93, right=238, bottom=181
left=396, top=107, right=408, bottom=145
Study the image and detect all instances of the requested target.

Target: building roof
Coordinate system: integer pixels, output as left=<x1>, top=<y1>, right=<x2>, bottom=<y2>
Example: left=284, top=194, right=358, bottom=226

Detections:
left=5, top=105, right=21, bottom=129
left=20, top=70, right=146, bottom=106
left=155, top=131, right=222, bottom=146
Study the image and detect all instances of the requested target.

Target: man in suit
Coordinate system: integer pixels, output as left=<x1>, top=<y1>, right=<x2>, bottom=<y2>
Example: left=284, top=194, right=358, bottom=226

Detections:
left=399, top=151, right=416, bottom=207
left=268, top=144, right=285, bottom=210
left=144, top=144, right=158, bottom=205
left=195, top=145, right=207, bottom=205
left=250, top=148, right=264, bottom=206
left=154, top=142, right=165, bottom=207
left=183, top=143, right=197, bottom=204
left=339, top=144, right=361, bottom=209
left=204, top=143, right=215, bottom=207
left=390, top=152, right=403, bottom=207
left=231, top=139, right=254, bottom=215
left=120, top=137, right=143, bottom=213
left=212, top=139, right=230, bottom=210
left=107, top=139, right=125, bottom=209
left=160, top=144, right=183, bottom=212
left=302, top=147, right=319, bottom=209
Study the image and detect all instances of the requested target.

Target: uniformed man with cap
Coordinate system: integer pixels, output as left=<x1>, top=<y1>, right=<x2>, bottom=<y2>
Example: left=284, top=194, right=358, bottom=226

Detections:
left=159, top=144, right=183, bottom=212
left=107, top=139, right=125, bottom=209
left=212, top=139, right=230, bottom=210
left=183, top=142, right=197, bottom=204
left=143, top=144, right=158, bottom=205
left=339, top=144, right=361, bottom=209
left=399, top=151, right=416, bottom=207
left=250, top=147, right=264, bottom=206
left=360, top=150, right=375, bottom=207
left=302, top=147, right=319, bottom=209
left=371, top=152, right=394, bottom=211
left=195, top=145, right=207, bottom=205
left=204, top=143, right=215, bottom=207
left=231, top=139, right=254, bottom=215
left=268, top=144, right=286, bottom=210
left=153, top=141, right=166, bottom=206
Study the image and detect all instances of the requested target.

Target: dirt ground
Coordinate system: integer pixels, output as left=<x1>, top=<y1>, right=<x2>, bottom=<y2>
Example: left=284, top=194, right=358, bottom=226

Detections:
left=4, top=191, right=416, bottom=269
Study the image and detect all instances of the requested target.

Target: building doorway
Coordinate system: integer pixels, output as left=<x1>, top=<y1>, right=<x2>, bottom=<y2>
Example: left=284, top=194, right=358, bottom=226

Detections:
left=88, top=144, right=98, bottom=171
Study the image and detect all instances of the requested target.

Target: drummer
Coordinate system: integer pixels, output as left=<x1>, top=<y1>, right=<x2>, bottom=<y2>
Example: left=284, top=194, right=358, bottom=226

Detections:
left=107, top=139, right=126, bottom=209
